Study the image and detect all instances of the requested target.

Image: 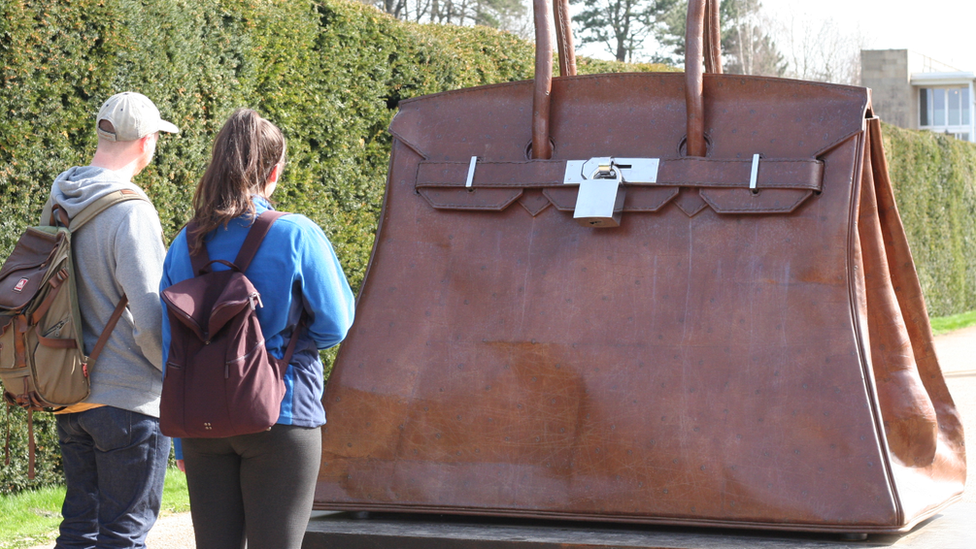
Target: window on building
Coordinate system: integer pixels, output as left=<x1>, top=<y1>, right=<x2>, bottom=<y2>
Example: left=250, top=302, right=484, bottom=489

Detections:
left=920, top=89, right=928, bottom=125
left=919, top=87, right=971, bottom=128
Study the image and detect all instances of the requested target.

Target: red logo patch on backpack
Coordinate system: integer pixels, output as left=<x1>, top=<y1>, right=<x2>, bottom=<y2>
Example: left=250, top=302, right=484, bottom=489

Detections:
left=13, top=278, right=28, bottom=292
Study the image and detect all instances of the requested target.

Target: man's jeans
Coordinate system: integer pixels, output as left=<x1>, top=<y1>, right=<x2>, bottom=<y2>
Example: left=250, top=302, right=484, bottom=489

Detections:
left=55, top=407, right=170, bottom=549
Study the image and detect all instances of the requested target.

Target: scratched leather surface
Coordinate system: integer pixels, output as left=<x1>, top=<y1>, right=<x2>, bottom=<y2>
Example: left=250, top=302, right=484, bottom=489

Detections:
left=314, top=73, right=966, bottom=532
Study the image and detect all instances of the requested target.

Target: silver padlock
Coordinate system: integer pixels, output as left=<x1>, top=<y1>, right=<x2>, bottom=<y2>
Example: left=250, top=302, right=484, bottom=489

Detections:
left=573, top=160, right=624, bottom=228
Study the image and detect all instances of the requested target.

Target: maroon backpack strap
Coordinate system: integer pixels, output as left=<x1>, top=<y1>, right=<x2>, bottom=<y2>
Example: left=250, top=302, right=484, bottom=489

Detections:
left=234, top=211, right=287, bottom=272
left=279, top=310, right=308, bottom=369
left=185, top=221, right=211, bottom=277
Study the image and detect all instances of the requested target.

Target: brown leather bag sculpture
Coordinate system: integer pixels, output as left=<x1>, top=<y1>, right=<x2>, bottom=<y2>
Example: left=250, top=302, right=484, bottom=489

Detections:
left=315, top=0, right=966, bottom=534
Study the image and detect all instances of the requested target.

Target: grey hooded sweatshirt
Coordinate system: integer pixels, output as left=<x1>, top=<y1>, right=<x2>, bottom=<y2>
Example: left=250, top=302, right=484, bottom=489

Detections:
left=51, top=166, right=166, bottom=417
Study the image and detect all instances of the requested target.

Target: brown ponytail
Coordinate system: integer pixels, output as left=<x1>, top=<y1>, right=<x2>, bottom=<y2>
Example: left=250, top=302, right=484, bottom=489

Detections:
left=188, top=108, right=286, bottom=254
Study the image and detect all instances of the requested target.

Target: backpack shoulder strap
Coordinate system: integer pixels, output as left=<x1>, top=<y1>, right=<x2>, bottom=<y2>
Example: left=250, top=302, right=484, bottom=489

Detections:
left=185, top=221, right=211, bottom=277
left=65, top=189, right=148, bottom=232
left=87, top=296, right=129, bottom=366
left=39, top=197, right=56, bottom=226
left=279, top=309, right=308, bottom=369
left=234, top=211, right=288, bottom=272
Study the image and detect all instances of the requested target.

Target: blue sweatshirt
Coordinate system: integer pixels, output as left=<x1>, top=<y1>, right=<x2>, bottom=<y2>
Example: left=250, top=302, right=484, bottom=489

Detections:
left=160, top=197, right=355, bottom=440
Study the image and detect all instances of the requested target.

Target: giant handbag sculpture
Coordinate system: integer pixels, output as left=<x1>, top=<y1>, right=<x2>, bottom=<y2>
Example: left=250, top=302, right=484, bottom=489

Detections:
left=315, top=0, right=966, bottom=533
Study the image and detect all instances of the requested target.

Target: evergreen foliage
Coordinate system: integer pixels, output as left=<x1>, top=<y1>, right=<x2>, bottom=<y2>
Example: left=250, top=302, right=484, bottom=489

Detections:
left=882, top=123, right=976, bottom=317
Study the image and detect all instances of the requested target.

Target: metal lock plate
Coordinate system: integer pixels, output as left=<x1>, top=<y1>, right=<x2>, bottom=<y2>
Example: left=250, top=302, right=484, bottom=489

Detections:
left=564, top=157, right=659, bottom=228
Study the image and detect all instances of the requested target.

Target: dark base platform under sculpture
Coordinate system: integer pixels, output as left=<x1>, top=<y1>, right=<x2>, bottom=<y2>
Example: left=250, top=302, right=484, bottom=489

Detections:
left=303, top=497, right=975, bottom=549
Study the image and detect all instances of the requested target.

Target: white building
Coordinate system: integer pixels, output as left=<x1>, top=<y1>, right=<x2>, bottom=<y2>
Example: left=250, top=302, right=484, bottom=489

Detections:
left=860, top=49, right=975, bottom=142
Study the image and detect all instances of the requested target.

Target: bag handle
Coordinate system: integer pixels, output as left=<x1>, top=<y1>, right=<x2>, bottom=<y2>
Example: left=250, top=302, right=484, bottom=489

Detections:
left=531, top=0, right=721, bottom=160
left=531, top=0, right=555, bottom=159
left=531, top=0, right=578, bottom=159
left=685, top=0, right=722, bottom=157
left=552, top=0, right=576, bottom=80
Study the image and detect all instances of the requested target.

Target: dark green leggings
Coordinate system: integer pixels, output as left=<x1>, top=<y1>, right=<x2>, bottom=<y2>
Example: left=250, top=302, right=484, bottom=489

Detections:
left=181, top=424, right=322, bottom=549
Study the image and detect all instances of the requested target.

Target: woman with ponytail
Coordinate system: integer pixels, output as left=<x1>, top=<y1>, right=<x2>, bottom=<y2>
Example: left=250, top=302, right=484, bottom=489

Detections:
left=160, top=108, right=355, bottom=549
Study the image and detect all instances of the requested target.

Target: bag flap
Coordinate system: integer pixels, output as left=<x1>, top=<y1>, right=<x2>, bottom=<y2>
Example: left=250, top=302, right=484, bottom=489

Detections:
left=207, top=275, right=259, bottom=340
left=162, top=271, right=257, bottom=342
left=0, top=227, right=64, bottom=311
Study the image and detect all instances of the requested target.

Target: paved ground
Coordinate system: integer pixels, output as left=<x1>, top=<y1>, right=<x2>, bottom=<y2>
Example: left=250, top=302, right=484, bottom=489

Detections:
left=26, top=326, right=976, bottom=549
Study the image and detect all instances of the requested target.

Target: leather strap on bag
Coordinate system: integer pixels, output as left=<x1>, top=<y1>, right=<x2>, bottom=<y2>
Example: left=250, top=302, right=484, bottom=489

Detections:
left=685, top=0, right=722, bottom=157
left=29, top=269, right=70, bottom=327
left=531, top=0, right=579, bottom=159
left=531, top=0, right=554, bottom=160
left=86, top=297, right=129, bottom=370
left=552, top=0, right=576, bottom=78
left=280, top=310, right=308, bottom=374
left=531, top=0, right=720, bottom=160
left=417, top=158, right=824, bottom=191
left=43, top=188, right=145, bottom=229
left=703, top=0, right=722, bottom=74
left=239, top=213, right=307, bottom=372
left=233, top=211, right=288, bottom=272
left=233, top=211, right=307, bottom=371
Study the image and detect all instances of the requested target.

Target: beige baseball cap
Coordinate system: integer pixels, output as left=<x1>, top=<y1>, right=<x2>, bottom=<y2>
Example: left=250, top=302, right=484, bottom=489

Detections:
left=96, top=92, right=179, bottom=142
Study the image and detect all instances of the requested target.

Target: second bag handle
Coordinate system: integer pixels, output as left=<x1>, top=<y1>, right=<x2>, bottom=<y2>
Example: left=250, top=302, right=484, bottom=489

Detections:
left=531, top=0, right=721, bottom=159
left=686, top=0, right=722, bottom=157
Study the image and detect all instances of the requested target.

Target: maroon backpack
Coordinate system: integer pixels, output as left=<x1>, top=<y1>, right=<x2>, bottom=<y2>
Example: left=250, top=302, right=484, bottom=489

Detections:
left=160, top=211, right=301, bottom=438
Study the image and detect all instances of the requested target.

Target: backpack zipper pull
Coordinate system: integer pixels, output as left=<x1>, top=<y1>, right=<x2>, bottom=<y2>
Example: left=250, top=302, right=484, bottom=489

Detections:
left=250, top=292, right=263, bottom=310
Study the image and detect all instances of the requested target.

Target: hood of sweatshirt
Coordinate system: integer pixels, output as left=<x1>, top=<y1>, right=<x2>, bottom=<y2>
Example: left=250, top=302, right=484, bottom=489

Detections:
left=51, top=166, right=150, bottom=219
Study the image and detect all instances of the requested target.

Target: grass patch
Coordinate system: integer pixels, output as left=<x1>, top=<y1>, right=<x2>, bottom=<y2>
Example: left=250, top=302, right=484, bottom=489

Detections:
left=0, top=467, right=189, bottom=549
left=0, top=486, right=62, bottom=549
left=160, top=466, right=191, bottom=514
left=930, top=310, right=976, bottom=335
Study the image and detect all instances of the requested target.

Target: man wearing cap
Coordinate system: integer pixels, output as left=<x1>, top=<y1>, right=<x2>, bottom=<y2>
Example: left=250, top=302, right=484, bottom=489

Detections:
left=49, top=92, right=178, bottom=549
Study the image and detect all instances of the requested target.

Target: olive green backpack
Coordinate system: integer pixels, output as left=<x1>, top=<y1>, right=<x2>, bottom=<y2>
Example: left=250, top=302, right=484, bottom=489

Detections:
left=0, top=189, right=146, bottom=477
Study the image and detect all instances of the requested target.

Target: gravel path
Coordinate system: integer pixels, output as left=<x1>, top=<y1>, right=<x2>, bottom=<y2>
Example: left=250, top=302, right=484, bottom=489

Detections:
left=25, top=326, right=976, bottom=549
left=143, top=512, right=195, bottom=549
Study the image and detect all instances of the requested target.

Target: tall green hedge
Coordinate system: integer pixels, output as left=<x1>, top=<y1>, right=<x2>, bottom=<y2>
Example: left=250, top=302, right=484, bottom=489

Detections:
left=882, top=123, right=976, bottom=317
left=0, top=0, right=663, bottom=493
